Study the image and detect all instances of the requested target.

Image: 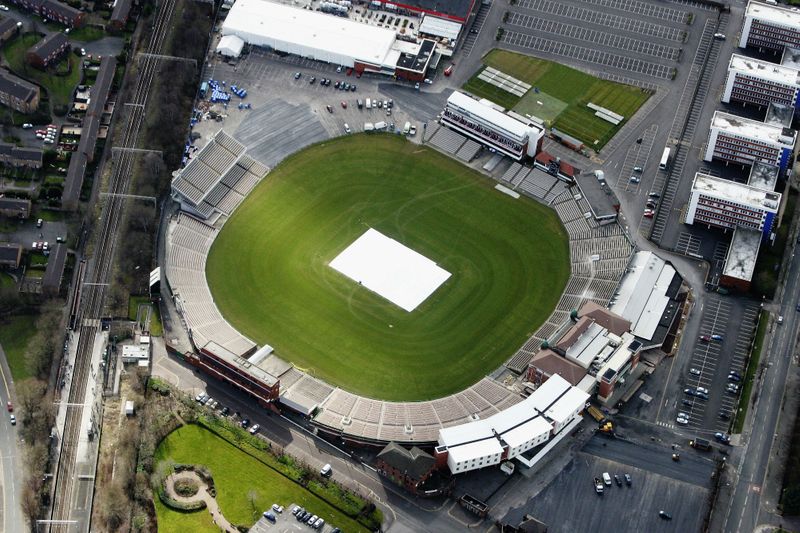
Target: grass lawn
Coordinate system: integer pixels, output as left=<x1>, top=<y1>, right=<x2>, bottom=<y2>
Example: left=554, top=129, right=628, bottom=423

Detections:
left=733, top=311, right=767, bottom=433
left=0, top=314, right=37, bottom=380
left=463, top=49, right=653, bottom=149
left=128, top=295, right=164, bottom=336
left=207, top=134, right=569, bottom=401
left=0, top=272, right=15, bottom=288
left=3, top=33, right=82, bottom=109
left=155, top=425, right=369, bottom=532
left=154, top=498, right=216, bottom=533
left=67, top=26, right=105, bottom=42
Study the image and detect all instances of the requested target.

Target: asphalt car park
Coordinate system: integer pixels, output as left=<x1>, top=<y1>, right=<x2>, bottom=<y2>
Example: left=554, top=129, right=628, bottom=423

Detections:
left=502, top=436, right=712, bottom=533
left=669, top=295, right=761, bottom=432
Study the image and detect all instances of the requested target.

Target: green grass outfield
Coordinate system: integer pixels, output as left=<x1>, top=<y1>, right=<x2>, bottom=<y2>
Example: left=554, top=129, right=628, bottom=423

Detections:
left=155, top=425, right=369, bottom=532
left=463, top=49, right=652, bottom=149
left=207, top=135, right=569, bottom=401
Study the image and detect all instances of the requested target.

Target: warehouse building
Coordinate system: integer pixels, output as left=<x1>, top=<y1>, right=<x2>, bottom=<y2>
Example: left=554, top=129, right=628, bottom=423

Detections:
left=739, top=0, right=800, bottom=53
left=703, top=111, right=796, bottom=172
left=723, top=54, right=800, bottom=110
left=434, top=375, right=588, bottom=474
left=441, top=91, right=545, bottom=160
left=369, top=0, right=474, bottom=23
left=221, top=0, right=435, bottom=80
left=685, top=172, right=780, bottom=239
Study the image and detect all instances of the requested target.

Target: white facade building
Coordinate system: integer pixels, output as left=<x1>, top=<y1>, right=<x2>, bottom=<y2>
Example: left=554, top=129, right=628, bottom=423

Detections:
left=704, top=111, right=796, bottom=171
left=723, top=54, right=800, bottom=109
left=739, top=1, right=800, bottom=53
left=441, top=91, right=545, bottom=160
left=685, top=172, right=780, bottom=237
left=435, top=375, right=588, bottom=474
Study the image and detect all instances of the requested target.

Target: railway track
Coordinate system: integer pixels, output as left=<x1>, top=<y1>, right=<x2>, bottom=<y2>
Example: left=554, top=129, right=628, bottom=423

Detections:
left=47, top=0, right=181, bottom=529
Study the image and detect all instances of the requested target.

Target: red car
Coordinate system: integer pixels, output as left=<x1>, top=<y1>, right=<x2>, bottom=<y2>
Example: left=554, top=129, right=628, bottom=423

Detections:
left=341, top=101, right=347, bottom=109
left=643, top=209, right=655, bottom=218
left=6, top=401, right=12, bottom=412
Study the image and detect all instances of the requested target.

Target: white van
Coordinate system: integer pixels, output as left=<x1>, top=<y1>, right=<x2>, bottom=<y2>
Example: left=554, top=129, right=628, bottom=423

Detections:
left=602, top=472, right=612, bottom=486
left=366, top=98, right=371, bottom=109
left=344, top=123, right=351, bottom=134
left=403, top=121, right=411, bottom=135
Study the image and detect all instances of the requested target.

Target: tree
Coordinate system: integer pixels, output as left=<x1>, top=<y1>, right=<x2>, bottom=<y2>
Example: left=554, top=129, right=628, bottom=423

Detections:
left=101, top=482, right=128, bottom=531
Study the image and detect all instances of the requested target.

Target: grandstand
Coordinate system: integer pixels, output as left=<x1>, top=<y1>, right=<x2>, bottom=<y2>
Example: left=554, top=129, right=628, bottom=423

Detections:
left=171, top=130, right=268, bottom=221
left=164, top=128, right=635, bottom=446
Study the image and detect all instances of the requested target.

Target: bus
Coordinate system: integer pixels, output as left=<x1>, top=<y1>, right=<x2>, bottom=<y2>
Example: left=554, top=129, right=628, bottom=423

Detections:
left=659, top=147, right=671, bottom=170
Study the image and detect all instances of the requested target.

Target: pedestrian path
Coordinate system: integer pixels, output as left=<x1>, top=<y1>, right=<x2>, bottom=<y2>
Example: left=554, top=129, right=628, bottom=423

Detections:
left=164, top=471, right=236, bottom=532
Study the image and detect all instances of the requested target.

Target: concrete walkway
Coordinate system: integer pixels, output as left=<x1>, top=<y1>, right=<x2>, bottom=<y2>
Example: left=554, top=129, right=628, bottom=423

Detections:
left=164, top=471, right=237, bottom=532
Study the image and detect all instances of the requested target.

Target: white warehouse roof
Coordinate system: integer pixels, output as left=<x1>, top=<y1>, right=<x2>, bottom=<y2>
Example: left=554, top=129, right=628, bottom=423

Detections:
left=448, top=90, right=537, bottom=140
left=419, top=14, right=462, bottom=41
left=217, top=34, right=245, bottom=58
left=222, top=0, right=398, bottom=68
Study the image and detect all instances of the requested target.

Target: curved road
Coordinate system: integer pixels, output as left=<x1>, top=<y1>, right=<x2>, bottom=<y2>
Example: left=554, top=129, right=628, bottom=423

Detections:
left=0, top=346, right=25, bottom=533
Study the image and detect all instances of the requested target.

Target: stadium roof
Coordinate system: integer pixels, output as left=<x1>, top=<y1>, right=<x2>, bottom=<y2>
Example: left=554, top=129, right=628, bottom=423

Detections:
left=610, top=251, right=680, bottom=341
left=222, top=0, right=398, bottom=68
left=723, top=228, right=761, bottom=282
left=692, top=172, right=781, bottom=210
left=712, top=110, right=795, bottom=146
left=447, top=91, right=535, bottom=140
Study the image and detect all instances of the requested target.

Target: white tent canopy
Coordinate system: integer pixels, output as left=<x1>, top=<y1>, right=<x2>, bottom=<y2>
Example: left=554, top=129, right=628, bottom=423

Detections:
left=217, top=34, right=245, bottom=58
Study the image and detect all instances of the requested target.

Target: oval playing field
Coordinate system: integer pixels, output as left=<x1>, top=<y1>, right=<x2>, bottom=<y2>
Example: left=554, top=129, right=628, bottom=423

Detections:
left=207, top=135, right=569, bottom=401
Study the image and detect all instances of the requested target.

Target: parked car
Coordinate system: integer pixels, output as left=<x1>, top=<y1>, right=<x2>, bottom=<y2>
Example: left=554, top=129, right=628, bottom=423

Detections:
left=9, top=414, right=16, bottom=425
left=6, top=401, right=12, bottom=412
left=632, top=166, right=643, bottom=172
left=313, top=518, right=325, bottom=529
left=272, top=503, right=284, bottom=513
left=643, top=209, right=655, bottom=218
left=728, top=373, right=741, bottom=382
left=648, top=192, right=660, bottom=198
left=719, top=410, right=731, bottom=420
left=699, top=335, right=712, bottom=342
left=714, top=432, right=731, bottom=443
left=321, top=464, right=332, bottom=477
left=249, top=424, right=260, bottom=434
left=711, top=334, right=724, bottom=341
left=221, top=406, right=230, bottom=415
left=263, top=511, right=276, bottom=522
left=689, top=368, right=701, bottom=376
left=624, top=473, right=632, bottom=486
left=22, top=123, right=33, bottom=129
left=341, top=101, right=347, bottom=108
left=240, top=418, right=250, bottom=428
left=326, top=105, right=333, bottom=113
left=726, top=384, right=739, bottom=393
left=695, top=391, right=709, bottom=400
left=684, top=388, right=695, bottom=396
left=614, top=474, right=622, bottom=487
left=696, top=387, right=709, bottom=394
left=659, top=510, right=672, bottom=520
left=682, top=399, right=693, bottom=407
left=676, top=417, right=688, bottom=425
left=629, top=176, right=640, bottom=183
left=294, top=72, right=301, bottom=79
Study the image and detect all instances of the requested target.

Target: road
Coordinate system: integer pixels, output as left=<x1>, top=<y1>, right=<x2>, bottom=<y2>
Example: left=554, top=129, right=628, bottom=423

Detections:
left=722, top=238, right=800, bottom=532
left=0, top=346, right=25, bottom=533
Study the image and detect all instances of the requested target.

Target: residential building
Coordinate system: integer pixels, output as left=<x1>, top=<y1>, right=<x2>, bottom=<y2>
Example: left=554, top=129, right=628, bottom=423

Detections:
left=685, top=172, right=780, bottom=239
left=109, top=0, right=132, bottom=31
left=0, top=242, right=22, bottom=268
left=26, top=32, right=69, bottom=68
left=376, top=442, right=450, bottom=496
left=62, top=56, right=117, bottom=209
left=441, top=91, right=545, bottom=160
left=0, top=68, right=39, bottom=113
left=0, top=143, right=43, bottom=168
left=723, top=54, right=800, bottom=110
left=42, top=242, right=67, bottom=295
left=0, top=197, right=31, bottom=218
left=704, top=111, right=796, bottom=171
left=739, top=0, right=800, bottom=53
left=9, top=0, right=85, bottom=27
left=0, top=17, right=21, bottom=45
